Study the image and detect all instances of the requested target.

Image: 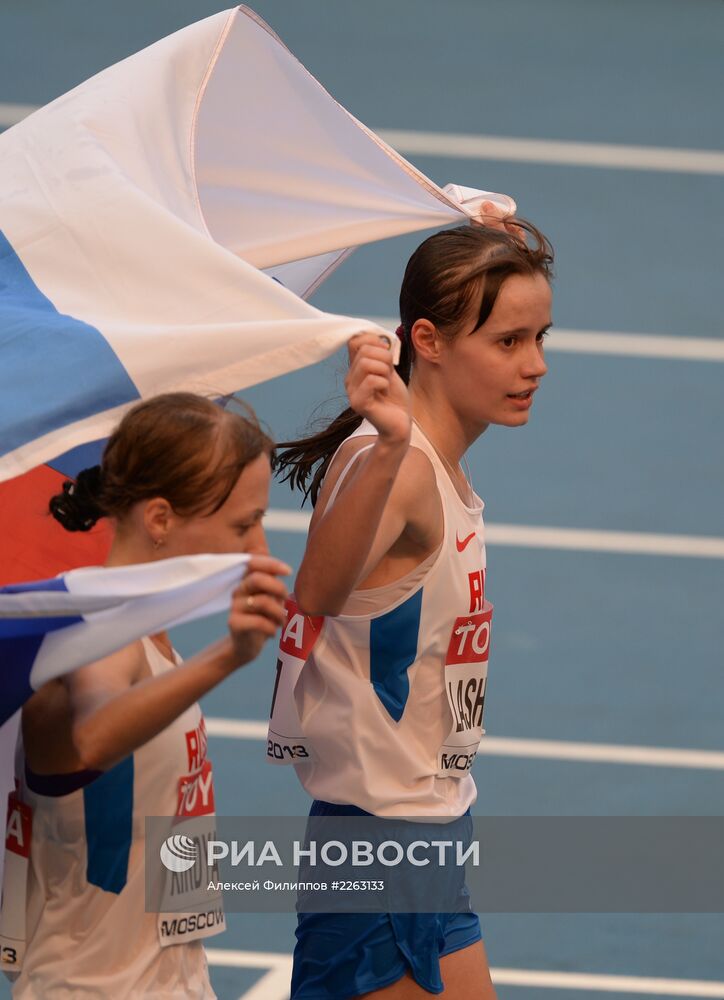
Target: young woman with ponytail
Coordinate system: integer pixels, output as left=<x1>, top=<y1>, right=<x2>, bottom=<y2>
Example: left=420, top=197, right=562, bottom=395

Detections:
left=273, top=210, right=554, bottom=999
left=14, top=393, right=290, bottom=999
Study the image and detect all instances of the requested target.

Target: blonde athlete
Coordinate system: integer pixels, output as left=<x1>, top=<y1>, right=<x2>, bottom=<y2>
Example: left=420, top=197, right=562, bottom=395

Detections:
left=12, top=394, right=290, bottom=999
left=274, top=213, right=553, bottom=999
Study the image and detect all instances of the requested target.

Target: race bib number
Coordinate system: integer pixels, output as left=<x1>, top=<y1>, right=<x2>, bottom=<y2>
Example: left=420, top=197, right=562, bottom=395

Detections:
left=156, top=814, right=226, bottom=948
left=0, top=792, right=32, bottom=971
left=177, top=759, right=215, bottom=818
left=158, top=719, right=225, bottom=947
left=438, top=602, right=493, bottom=778
left=266, top=598, right=324, bottom=765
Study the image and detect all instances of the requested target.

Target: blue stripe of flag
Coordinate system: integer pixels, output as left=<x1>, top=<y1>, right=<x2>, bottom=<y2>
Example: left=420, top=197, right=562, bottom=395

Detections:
left=0, top=575, right=83, bottom=724
left=47, top=438, right=107, bottom=478
left=0, top=230, right=140, bottom=458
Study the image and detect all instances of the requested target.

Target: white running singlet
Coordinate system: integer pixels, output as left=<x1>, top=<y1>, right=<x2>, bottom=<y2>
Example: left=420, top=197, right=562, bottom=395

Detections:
left=11, top=638, right=222, bottom=999
left=267, top=420, right=492, bottom=818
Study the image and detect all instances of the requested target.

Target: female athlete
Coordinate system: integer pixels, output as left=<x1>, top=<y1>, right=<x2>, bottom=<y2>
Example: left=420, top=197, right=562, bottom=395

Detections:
left=274, top=211, right=553, bottom=999
left=12, top=392, right=290, bottom=999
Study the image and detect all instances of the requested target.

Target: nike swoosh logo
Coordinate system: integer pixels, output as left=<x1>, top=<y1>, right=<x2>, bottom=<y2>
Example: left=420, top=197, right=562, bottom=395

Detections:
left=456, top=531, right=476, bottom=552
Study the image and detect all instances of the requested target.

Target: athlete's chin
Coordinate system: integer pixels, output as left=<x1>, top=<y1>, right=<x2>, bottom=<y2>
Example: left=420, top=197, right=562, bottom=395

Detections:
left=494, top=410, right=532, bottom=428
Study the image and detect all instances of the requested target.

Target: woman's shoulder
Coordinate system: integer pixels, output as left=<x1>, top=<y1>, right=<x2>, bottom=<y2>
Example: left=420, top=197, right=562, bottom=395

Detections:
left=22, top=640, right=147, bottom=773
left=320, top=430, right=438, bottom=510
left=63, top=639, right=149, bottom=699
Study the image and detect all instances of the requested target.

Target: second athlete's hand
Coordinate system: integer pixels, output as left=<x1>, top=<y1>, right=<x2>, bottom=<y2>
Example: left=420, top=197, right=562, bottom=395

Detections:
left=346, top=333, right=411, bottom=447
left=227, top=555, right=291, bottom=667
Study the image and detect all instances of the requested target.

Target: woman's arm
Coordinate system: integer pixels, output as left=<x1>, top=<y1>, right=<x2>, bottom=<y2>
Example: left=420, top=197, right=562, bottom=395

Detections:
left=24, top=555, right=290, bottom=773
left=67, top=636, right=239, bottom=771
left=294, top=334, right=439, bottom=616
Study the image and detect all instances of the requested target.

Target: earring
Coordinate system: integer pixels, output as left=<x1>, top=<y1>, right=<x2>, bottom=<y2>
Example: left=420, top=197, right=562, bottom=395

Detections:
left=153, top=537, right=164, bottom=550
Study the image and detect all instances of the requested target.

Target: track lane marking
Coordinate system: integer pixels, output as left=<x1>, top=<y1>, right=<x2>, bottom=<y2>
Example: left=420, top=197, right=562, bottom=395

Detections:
left=4, top=104, right=724, bottom=176
left=205, top=948, right=292, bottom=1000
left=264, top=510, right=724, bottom=560
left=206, top=949, right=724, bottom=998
left=376, top=128, right=724, bottom=176
left=206, top=718, right=724, bottom=771
left=489, top=967, right=724, bottom=997
left=0, top=103, right=37, bottom=127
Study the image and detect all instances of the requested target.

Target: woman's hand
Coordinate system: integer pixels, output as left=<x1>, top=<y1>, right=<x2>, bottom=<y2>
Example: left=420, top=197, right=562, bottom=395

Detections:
left=227, top=555, right=291, bottom=667
left=476, top=200, right=527, bottom=242
left=345, top=333, right=411, bottom=447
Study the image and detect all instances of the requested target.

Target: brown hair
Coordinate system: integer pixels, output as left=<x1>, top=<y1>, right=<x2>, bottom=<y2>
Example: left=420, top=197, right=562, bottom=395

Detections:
left=275, top=219, right=553, bottom=505
left=50, top=392, right=274, bottom=532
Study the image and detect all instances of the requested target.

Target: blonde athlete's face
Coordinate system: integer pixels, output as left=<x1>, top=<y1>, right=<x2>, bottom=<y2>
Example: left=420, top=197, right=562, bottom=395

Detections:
left=440, top=271, right=551, bottom=432
left=155, top=452, right=271, bottom=558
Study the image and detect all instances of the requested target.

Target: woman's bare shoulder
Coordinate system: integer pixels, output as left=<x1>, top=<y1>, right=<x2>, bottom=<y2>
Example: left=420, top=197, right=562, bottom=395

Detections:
left=314, top=435, right=437, bottom=521
left=24, top=640, right=146, bottom=719
left=63, top=639, right=148, bottom=702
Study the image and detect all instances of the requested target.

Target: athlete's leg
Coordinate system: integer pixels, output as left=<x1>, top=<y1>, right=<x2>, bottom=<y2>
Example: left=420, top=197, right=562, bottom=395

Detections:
left=358, top=941, right=497, bottom=1000
left=439, top=940, right=497, bottom=999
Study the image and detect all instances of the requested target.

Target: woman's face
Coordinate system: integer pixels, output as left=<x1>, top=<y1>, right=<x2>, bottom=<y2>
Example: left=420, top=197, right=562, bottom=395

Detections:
left=151, top=452, right=272, bottom=558
left=439, top=271, right=552, bottom=432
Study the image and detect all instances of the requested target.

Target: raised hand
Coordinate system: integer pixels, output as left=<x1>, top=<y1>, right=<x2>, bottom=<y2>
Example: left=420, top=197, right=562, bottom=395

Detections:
left=476, top=199, right=527, bottom=243
left=345, top=333, right=412, bottom=447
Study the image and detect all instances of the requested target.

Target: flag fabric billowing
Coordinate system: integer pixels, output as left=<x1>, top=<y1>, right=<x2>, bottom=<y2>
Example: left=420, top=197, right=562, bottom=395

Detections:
left=0, top=4, right=502, bottom=486
left=0, top=554, right=250, bottom=822
left=0, top=554, right=250, bottom=726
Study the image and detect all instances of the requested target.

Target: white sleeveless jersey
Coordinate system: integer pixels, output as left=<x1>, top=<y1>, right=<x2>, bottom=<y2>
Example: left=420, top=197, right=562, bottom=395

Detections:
left=12, top=639, right=222, bottom=999
left=267, top=420, right=492, bottom=818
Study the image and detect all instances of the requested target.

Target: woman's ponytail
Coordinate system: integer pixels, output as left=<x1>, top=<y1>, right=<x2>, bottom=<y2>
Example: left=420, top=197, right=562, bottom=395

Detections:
left=274, top=406, right=363, bottom=506
left=274, top=326, right=414, bottom=507
left=49, top=465, right=104, bottom=532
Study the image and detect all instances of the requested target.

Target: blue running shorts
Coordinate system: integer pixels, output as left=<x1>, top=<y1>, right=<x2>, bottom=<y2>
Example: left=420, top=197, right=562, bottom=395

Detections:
left=290, top=801, right=482, bottom=999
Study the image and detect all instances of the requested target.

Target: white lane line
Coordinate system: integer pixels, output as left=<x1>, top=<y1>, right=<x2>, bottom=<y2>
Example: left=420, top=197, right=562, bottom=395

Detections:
left=377, top=128, right=724, bottom=176
left=484, top=525, right=724, bottom=560
left=205, top=718, right=724, bottom=772
left=265, top=510, right=724, bottom=560
left=490, top=968, right=724, bottom=997
left=207, top=947, right=291, bottom=970
left=369, top=318, right=724, bottom=363
left=207, top=718, right=269, bottom=740
left=206, top=949, right=724, bottom=998
left=236, top=966, right=292, bottom=1000
left=0, top=103, right=37, bottom=127
left=264, top=511, right=310, bottom=532
left=206, top=948, right=292, bottom=1000
left=544, top=330, right=724, bottom=362
left=477, top=738, right=724, bottom=772
left=4, top=105, right=724, bottom=176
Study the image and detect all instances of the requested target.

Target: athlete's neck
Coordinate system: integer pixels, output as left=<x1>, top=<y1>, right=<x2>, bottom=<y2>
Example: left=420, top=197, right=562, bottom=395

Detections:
left=409, top=379, right=488, bottom=469
left=104, top=531, right=174, bottom=658
left=105, top=528, right=156, bottom=568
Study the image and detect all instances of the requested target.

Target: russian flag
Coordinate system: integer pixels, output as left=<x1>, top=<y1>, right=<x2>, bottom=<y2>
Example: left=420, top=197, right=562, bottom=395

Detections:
left=0, top=554, right=250, bottom=830
left=0, top=6, right=486, bottom=488
left=0, top=554, right=250, bottom=726
left=0, top=442, right=111, bottom=587
left=0, top=5, right=504, bottom=587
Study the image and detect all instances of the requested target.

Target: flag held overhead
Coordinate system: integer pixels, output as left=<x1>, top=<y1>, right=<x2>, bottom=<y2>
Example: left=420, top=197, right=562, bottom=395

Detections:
left=0, top=5, right=503, bottom=484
